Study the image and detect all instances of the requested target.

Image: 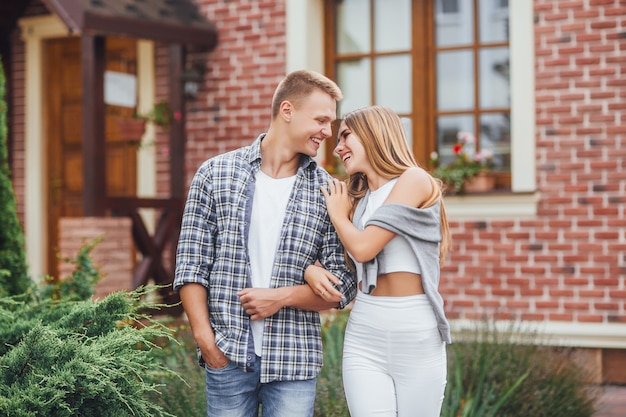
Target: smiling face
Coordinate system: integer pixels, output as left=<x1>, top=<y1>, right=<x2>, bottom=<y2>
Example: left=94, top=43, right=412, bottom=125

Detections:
left=335, top=120, right=371, bottom=176
left=285, top=90, right=337, bottom=157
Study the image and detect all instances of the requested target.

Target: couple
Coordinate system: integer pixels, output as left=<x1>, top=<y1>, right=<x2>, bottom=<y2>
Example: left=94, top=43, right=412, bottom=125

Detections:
left=173, top=70, right=451, bottom=417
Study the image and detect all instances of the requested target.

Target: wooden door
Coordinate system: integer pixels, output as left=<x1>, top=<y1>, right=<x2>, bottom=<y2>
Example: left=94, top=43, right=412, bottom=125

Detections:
left=45, top=37, right=139, bottom=278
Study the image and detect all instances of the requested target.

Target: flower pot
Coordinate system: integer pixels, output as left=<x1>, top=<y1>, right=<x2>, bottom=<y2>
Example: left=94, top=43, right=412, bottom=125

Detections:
left=116, top=118, right=146, bottom=142
left=463, top=172, right=495, bottom=193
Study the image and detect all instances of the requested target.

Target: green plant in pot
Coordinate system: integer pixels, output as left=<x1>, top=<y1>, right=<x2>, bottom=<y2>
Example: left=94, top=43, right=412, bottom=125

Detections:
left=137, top=100, right=175, bottom=128
left=430, top=131, right=494, bottom=193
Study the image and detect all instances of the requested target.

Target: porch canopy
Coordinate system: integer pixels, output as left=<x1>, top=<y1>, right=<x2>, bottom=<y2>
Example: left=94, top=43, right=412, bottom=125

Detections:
left=43, top=0, right=218, bottom=47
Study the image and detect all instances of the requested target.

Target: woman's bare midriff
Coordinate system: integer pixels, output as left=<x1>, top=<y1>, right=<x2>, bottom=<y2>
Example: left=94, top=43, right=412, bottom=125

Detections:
left=359, top=272, right=425, bottom=296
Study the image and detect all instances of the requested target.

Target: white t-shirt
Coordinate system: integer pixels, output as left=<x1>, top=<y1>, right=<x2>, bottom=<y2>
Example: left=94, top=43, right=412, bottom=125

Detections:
left=248, top=170, right=296, bottom=356
left=357, top=178, right=421, bottom=279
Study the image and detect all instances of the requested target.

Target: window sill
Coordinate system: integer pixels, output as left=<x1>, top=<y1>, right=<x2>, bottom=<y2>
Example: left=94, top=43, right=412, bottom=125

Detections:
left=443, top=190, right=540, bottom=218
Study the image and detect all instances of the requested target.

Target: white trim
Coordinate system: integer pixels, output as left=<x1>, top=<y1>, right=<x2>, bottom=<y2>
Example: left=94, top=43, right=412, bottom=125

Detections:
left=285, top=0, right=324, bottom=74
left=18, top=15, right=69, bottom=280
left=444, top=191, right=540, bottom=218
left=19, top=15, right=68, bottom=39
left=136, top=40, right=157, bottom=234
left=509, top=0, right=535, bottom=193
left=285, top=0, right=328, bottom=163
left=452, top=319, right=626, bottom=349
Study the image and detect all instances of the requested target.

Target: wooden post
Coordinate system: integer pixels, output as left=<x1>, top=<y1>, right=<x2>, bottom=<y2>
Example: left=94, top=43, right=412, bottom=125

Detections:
left=81, top=34, right=106, bottom=216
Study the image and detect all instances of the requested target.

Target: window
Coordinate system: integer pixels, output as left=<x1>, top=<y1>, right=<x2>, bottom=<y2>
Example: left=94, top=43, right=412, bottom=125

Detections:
left=325, top=0, right=512, bottom=190
left=440, top=0, right=459, bottom=14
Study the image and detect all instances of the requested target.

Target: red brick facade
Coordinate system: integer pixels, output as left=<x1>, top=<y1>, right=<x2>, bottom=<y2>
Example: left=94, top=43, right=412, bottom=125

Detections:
left=437, top=0, right=624, bottom=325
left=57, top=217, right=133, bottom=300
left=6, top=0, right=625, bottom=361
left=179, top=0, right=287, bottom=186
left=173, top=0, right=625, bottom=326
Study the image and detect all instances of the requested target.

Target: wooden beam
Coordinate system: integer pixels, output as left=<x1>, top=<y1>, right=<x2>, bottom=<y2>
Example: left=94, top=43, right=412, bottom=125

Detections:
left=168, top=44, right=185, bottom=199
left=81, top=34, right=106, bottom=216
left=82, top=13, right=218, bottom=48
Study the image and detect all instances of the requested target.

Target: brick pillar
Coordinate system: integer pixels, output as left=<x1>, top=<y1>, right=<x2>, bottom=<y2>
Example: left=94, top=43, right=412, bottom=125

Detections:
left=57, top=217, right=134, bottom=299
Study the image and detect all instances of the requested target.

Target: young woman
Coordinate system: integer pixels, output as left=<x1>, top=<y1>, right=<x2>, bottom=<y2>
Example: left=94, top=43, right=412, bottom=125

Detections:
left=306, top=106, right=452, bottom=416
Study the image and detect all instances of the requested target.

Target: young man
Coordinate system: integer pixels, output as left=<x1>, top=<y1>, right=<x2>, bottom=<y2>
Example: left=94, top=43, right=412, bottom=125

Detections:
left=173, top=70, right=356, bottom=417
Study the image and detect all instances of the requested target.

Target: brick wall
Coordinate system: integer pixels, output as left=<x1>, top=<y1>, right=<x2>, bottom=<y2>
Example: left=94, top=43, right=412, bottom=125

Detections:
left=181, top=0, right=287, bottom=186
left=9, top=28, right=26, bottom=226
left=440, top=0, right=625, bottom=325
left=57, top=217, right=134, bottom=300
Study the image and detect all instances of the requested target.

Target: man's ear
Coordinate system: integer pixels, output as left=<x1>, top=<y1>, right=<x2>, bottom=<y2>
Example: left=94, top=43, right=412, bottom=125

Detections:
left=279, top=100, right=293, bottom=122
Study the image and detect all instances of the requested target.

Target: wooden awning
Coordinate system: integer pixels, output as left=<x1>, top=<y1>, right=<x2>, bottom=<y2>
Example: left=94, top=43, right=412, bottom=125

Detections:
left=42, top=0, right=218, bottom=48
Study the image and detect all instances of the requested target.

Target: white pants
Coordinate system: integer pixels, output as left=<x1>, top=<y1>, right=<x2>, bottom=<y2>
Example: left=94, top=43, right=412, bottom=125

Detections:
left=342, top=292, right=447, bottom=417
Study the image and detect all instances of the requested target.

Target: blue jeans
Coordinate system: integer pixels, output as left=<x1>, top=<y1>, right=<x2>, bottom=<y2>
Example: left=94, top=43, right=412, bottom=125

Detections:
left=204, top=355, right=316, bottom=417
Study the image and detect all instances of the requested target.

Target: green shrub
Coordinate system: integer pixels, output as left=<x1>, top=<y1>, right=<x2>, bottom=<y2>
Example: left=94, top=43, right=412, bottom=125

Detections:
left=442, top=321, right=599, bottom=417
left=0, top=56, right=31, bottom=298
left=146, top=323, right=206, bottom=417
left=0, top=288, right=177, bottom=417
left=39, top=236, right=103, bottom=302
left=315, top=310, right=351, bottom=417
left=0, top=239, right=180, bottom=417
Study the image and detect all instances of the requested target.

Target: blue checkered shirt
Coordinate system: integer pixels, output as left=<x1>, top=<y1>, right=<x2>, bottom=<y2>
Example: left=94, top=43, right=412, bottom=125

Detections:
left=174, top=134, right=356, bottom=383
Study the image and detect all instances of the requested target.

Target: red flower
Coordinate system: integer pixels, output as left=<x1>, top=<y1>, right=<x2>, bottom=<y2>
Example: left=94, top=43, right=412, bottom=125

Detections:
left=453, top=143, right=464, bottom=155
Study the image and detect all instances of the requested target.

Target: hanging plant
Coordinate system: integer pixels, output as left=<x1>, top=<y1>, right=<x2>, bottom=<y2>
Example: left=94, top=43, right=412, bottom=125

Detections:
left=136, top=100, right=175, bottom=128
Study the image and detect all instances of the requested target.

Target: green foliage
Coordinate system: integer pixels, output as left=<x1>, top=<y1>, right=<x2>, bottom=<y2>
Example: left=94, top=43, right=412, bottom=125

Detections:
left=0, top=57, right=31, bottom=298
left=146, top=323, right=207, bottom=417
left=314, top=310, right=350, bottom=417
left=39, top=237, right=103, bottom=302
left=442, top=322, right=599, bottom=417
left=443, top=340, right=528, bottom=417
left=136, top=100, right=174, bottom=128
left=0, top=286, right=178, bottom=417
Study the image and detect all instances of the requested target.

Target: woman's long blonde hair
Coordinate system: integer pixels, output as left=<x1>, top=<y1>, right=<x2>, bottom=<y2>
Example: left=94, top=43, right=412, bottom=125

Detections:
left=341, top=106, right=451, bottom=265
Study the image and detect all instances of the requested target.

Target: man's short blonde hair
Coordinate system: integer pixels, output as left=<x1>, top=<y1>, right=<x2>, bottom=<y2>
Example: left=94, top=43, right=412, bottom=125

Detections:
left=271, top=70, right=343, bottom=119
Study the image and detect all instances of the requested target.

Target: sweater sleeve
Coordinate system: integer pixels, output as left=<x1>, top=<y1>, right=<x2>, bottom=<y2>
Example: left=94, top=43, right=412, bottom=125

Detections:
left=364, top=203, right=441, bottom=244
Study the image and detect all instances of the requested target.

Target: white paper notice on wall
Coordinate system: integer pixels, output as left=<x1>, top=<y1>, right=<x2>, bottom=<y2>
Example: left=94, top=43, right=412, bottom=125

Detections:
left=104, top=71, right=137, bottom=108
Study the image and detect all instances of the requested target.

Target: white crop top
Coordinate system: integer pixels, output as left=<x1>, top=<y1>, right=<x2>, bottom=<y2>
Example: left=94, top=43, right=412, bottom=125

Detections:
left=358, top=178, right=421, bottom=276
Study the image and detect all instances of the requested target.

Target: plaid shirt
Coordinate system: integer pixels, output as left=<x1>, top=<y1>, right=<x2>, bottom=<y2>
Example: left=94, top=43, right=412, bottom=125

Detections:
left=174, top=134, right=356, bottom=383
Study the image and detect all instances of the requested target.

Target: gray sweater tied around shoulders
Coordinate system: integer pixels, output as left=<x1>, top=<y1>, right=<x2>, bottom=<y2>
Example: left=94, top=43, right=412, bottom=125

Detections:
left=352, top=197, right=452, bottom=344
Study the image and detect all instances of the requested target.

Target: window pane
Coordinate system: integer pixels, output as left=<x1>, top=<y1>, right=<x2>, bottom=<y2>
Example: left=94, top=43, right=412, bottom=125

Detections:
left=374, top=0, right=411, bottom=52
left=436, top=115, right=474, bottom=166
left=480, top=112, right=510, bottom=170
left=479, top=47, right=510, bottom=108
left=441, top=0, right=459, bottom=13
left=336, top=0, right=370, bottom=54
left=436, top=50, right=474, bottom=111
left=479, top=0, right=509, bottom=43
left=337, top=59, right=371, bottom=115
left=435, top=0, right=473, bottom=47
left=375, top=55, right=412, bottom=114
left=401, top=117, right=413, bottom=149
